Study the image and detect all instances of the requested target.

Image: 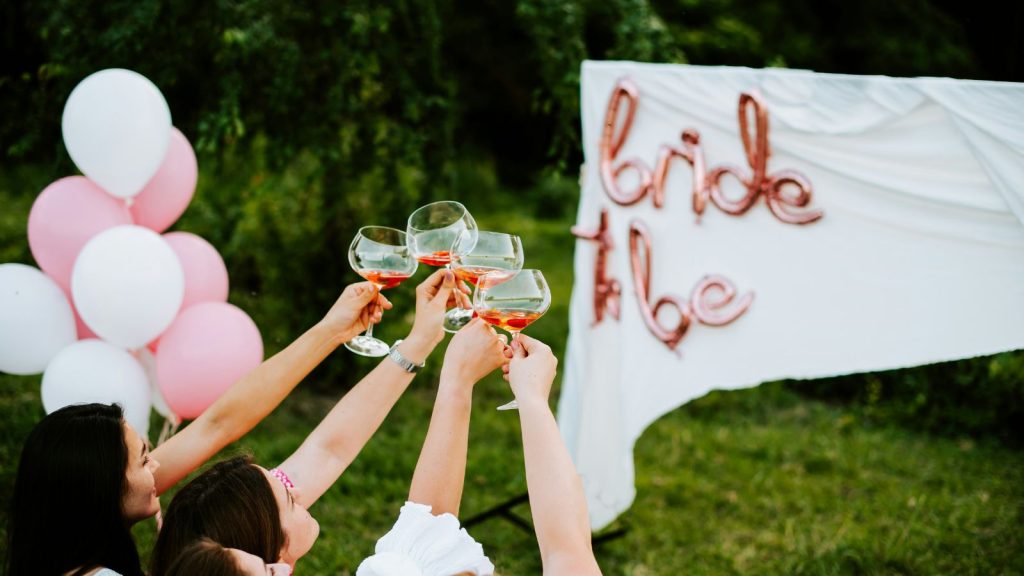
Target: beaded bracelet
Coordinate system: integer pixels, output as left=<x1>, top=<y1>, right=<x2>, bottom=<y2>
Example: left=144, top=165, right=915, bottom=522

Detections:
left=269, top=467, right=295, bottom=490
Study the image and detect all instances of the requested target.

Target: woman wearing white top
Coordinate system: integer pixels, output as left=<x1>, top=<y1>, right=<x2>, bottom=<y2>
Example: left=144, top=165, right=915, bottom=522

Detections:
left=150, top=270, right=502, bottom=575
left=359, top=330, right=602, bottom=576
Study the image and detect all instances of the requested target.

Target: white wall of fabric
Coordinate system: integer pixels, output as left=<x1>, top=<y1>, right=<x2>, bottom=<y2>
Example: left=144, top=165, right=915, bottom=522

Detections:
left=559, top=61, right=1024, bottom=530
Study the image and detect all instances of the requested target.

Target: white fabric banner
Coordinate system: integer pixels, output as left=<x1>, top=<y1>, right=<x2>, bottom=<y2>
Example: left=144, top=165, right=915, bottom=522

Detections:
left=559, top=61, right=1024, bottom=530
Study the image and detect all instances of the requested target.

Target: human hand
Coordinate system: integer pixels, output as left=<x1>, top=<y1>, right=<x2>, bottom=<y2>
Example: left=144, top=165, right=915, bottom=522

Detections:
left=406, top=269, right=458, bottom=348
left=321, top=282, right=393, bottom=343
left=507, top=334, right=558, bottom=405
left=440, top=318, right=510, bottom=388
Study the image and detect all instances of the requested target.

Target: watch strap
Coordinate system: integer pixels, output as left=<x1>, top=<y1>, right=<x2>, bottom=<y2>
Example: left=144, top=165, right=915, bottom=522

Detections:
left=388, top=339, right=424, bottom=373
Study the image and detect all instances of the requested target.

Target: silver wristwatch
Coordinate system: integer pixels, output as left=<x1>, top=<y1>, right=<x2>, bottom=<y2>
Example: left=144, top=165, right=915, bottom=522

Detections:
left=388, top=339, right=424, bottom=373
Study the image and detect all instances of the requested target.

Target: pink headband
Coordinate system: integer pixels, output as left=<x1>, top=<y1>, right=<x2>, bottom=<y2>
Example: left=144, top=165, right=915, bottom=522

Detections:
left=269, top=467, right=295, bottom=490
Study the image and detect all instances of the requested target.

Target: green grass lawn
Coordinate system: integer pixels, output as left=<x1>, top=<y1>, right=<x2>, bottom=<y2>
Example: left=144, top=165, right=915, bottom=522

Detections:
left=2, top=372, right=1021, bottom=575
left=1, top=176, right=1022, bottom=574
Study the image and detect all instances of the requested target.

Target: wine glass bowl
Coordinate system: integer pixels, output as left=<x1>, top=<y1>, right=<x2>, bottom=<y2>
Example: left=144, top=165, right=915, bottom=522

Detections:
left=452, top=231, right=524, bottom=288
left=473, top=269, right=551, bottom=410
left=345, top=226, right=417, bottom=357
left=407, top=201, right=479, bottom=332
left=407, top=201, right=478, bottom=267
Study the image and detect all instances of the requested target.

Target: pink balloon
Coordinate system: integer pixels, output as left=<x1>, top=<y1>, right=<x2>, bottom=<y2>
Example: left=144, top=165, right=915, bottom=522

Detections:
left=28, top=176, right=133, bottom=293
left=156, top=302, right=263, bottom=420
left=49, top=283, right=99, bottom=341
left=164, top=232, right=229, bottom=311
left=130, top=128, right=198, bottom=232
left=73, top=305, right=98, bottom=340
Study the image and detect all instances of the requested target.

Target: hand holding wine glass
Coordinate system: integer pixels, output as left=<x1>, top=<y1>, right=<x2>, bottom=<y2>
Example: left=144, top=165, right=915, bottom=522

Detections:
left=473, top=269, right=551, bottom=410
left=345, top=226, right=418, bottom=357
left=321, top=282, right=393, bottom=344
left=507, top=333, right=558, bottom=407
left=406, top=268, right=461, bottom=351
left=440, top=318, right=510, bottom=392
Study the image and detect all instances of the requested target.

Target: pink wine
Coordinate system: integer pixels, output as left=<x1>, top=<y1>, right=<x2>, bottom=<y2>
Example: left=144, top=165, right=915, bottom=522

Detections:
left=417, top=250, right=452, bottom=267
left=358, top=270, right=412, bottom=290
left=454, top=266, right=515, bottom=287
left=476, top=308, right=543, bottom=332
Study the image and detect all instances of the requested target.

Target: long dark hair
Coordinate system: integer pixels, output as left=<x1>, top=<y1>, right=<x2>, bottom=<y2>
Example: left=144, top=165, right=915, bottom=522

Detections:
left=5, top=403, right=144, bottom=576
left=151, top=456, right=285, bottom=576
left=164, top=538, right=246, bottom=576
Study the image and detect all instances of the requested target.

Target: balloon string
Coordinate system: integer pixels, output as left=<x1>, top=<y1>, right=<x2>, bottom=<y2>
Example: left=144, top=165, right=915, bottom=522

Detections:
left=157, top=417, right=179, bottom=446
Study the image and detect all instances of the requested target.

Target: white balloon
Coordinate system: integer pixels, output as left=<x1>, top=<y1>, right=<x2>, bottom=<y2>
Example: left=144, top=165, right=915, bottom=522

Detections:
left=0, top=263, right=77, bottom=375
left=72, top=225, right=184, bottom=349
left=136, top=348, right=180, bottom=425
left=42, top=339, right=152, bottom=435
left=61, top=69, right=171, bottom=198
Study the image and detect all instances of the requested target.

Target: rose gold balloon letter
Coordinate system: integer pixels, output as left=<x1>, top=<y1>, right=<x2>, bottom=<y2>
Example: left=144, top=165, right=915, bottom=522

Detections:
left=628, top=220, right=690, bottom=351
left=572, top=208, right=621, bottom=324
left=599, top=79, right=653, bottom=206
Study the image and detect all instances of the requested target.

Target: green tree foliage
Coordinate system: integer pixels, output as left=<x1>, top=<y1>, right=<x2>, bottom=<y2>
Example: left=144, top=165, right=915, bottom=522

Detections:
left=4, top=0, right=996, bottom=179
left=1, top=0, right=1020, bottom=431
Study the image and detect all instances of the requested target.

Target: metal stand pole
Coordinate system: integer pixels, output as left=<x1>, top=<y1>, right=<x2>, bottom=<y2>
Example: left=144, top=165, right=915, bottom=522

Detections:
left=463, top=492, right=630, bottom=546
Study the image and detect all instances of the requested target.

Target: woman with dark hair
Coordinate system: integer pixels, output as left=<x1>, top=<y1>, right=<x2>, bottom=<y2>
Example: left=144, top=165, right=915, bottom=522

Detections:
left=151, top=276, right=510, bottom=575
left=7, top=403, right=146, bottom=576
left=5, top=279, right=394, bottom=576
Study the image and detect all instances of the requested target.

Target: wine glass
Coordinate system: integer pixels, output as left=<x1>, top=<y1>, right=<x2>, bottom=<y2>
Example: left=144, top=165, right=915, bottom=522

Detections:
left=407, top=201, right=478, bottom=332
left=473, top=269, right=551, bottom=410
left=451, top=231, right=524, bottom=325
left=345, top=226, right=418, bottom=357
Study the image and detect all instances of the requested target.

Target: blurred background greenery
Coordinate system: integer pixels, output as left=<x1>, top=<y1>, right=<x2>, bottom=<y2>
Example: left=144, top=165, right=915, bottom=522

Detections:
left=1, top=0, right=1022, bottom=574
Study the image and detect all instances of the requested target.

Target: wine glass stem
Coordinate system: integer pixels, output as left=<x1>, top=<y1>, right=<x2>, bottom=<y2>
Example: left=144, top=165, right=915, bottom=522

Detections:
left=447, top=263, right=467, bottom=312
left=364, top=321, right=375, bottom=340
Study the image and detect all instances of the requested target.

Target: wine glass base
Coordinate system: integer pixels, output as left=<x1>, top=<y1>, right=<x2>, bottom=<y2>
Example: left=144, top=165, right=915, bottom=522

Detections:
left=345, top=335, right=391, bottom=357
left=496, top=399, right=519, bottom=411
left=443, top=307, right=475, bottom=333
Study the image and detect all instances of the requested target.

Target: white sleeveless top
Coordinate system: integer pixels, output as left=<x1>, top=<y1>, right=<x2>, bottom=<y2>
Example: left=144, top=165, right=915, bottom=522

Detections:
left=356, top=502, right=495, bottom=576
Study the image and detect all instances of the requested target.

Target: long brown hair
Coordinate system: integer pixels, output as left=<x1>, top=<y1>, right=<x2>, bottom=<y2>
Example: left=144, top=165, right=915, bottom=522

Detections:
left=164, top=538, right=246, bottom=576
left=150, top=456, right=285, bottom=576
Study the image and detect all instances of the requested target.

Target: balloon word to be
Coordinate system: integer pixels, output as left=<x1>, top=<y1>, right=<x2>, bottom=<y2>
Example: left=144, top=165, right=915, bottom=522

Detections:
left=573, top=208, right=753, bottom=352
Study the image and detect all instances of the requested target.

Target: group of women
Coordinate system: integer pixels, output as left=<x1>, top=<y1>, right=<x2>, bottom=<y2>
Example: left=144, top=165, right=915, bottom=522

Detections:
left=5, top=270, right=602, bottom=576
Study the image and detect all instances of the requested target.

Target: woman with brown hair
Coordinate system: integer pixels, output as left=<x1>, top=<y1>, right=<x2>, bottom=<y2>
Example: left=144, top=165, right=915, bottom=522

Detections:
left=160, top=326, right=602, bottom=575
left=150, top=269, right=504, bottom=574
left=163, top=539, right=292, bottom=576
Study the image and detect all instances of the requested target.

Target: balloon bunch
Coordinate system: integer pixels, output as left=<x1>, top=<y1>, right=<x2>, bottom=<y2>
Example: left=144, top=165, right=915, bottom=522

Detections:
left=0, top=69, right=263, bottom=437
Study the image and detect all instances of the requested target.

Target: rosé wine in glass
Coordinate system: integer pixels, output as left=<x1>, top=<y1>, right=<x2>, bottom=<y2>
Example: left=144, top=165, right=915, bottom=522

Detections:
left=473, top=268, right=550, bottom=410
left=345, top=226, right=417, bottom=357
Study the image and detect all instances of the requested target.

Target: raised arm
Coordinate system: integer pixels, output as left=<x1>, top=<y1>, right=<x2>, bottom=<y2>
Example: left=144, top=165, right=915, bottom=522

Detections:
left=152, top=282, right=390, bottom=494
left=276, top=269, right=459, bottom=505
left=406, top=318, right=509, bottom=516
left=509, top=334, right=602, bottom=576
